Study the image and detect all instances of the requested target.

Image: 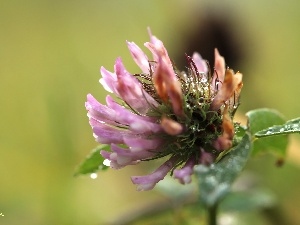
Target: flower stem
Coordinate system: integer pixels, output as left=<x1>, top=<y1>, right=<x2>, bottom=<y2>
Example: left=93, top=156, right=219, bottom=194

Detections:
left=207, top=203, right=218, bottom=225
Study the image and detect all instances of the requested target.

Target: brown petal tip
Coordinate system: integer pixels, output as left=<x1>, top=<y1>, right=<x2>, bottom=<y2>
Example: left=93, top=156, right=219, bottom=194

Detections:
left=161, top=116, right=184, bottom=135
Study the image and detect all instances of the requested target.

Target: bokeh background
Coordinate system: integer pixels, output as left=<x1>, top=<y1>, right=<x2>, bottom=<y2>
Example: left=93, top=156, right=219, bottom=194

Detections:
left=1, top=0, right=300, bottom=224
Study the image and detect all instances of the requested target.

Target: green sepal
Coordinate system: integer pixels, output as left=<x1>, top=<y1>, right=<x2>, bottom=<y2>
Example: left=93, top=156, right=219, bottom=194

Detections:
left=74, top=145, right=109, bottom=176
left=246, top=108, right=288, bottom=158
left=195, top=132, right=252, bottom=207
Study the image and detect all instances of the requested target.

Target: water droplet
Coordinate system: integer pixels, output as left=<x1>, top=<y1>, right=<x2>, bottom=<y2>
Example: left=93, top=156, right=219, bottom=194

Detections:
left=103, top=159, right=111, bottom=167
left=194, top=164, right=209, bottom=173
left=206, top=176, right=217, bottom=186
left=90, top=173, right=98, bottom=179
left=279, top=128, right=284, bottom=132
left=201, top=77, right=207, bottom=83
left=266, top=128, right=274, bottom=135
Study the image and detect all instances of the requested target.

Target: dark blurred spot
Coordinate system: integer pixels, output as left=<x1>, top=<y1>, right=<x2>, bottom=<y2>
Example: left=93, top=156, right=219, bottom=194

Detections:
left=176, top=14, right=248, bottom=72
left=276, top=158, right=285, bottom=167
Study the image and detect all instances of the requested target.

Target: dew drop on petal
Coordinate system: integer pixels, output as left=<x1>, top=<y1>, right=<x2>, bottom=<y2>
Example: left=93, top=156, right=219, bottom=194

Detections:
left=103, top=159, right=111, bottom=167
left=90, top=173, right=98, bottom=179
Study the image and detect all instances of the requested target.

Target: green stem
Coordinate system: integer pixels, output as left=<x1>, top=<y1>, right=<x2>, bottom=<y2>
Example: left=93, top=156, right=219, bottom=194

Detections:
left=207, top=203, right=218, bottom=225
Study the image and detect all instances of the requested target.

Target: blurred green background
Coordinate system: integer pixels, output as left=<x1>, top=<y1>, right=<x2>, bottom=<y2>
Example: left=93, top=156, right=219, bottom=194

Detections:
left=1, top=0, right=300, bottom=224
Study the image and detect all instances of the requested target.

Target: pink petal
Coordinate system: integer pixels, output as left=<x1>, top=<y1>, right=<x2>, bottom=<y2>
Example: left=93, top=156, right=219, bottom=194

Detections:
left=123, top=137, right=164, bottom=151
left=111, top=144, right=156, bottom=164
left=192, top=52, right=208, bottom=74
left=154, top=56, right=184, bottom=117
left=100, top=150, right=138, bottom=169
left=91, top=119, right=135, bottom=144
left=212, top=48, right=226, bottom=92
left=101, top=143, right=159, bottom=169
left=100, top=66, right=118, bottom=94
left=131, top=157, right=176, bottom=191
left=127, top=41, right=150, bottom=74
left=143, top=29, right=184, bottom=117
left=173, top=157, right=196, bottom=184
left=86, top=94, right=118, bottom=125
left=146, top=57, right=182, bottom=116
left=199, top=148, right=214, bottom=165
left=106, top=96, right=162, bottom=134
left=114, top=58, right=158, bottom=115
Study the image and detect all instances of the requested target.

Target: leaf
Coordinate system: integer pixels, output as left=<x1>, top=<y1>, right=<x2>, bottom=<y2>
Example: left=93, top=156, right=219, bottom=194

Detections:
left=246, top=108, right=288, bottom=158
left=74, top=145, right=110, bottom=176
left=246, top=108, right=286, bottom=135
left=194, top=132, right=252, bottom=207
left=221, top=188, right=277, bottom=212
left=234, top=123, right=247, bottom=139
left=255, top=117, right=300, bottom=137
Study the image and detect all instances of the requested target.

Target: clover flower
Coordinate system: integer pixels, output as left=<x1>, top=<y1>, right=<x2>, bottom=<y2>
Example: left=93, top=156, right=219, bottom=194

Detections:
left=86, top=29, right=243, bottom=191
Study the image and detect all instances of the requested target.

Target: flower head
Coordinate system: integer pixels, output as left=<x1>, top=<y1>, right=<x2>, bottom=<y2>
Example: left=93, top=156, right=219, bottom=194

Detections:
left=86, top=29, right=243, bottom=191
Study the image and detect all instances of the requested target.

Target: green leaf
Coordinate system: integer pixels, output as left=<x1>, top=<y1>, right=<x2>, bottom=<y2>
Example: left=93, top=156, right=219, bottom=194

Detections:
left=255, top=117, right=300, bottom=137
left=74, top=145, right=109, bottom=176
left=221, top=188, right=277, bottom=212
left=246, top=108, right=288, bottom=158
left=234, top=123, right=247, bottom=139
left=194, top=132, right=252, bottom=207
